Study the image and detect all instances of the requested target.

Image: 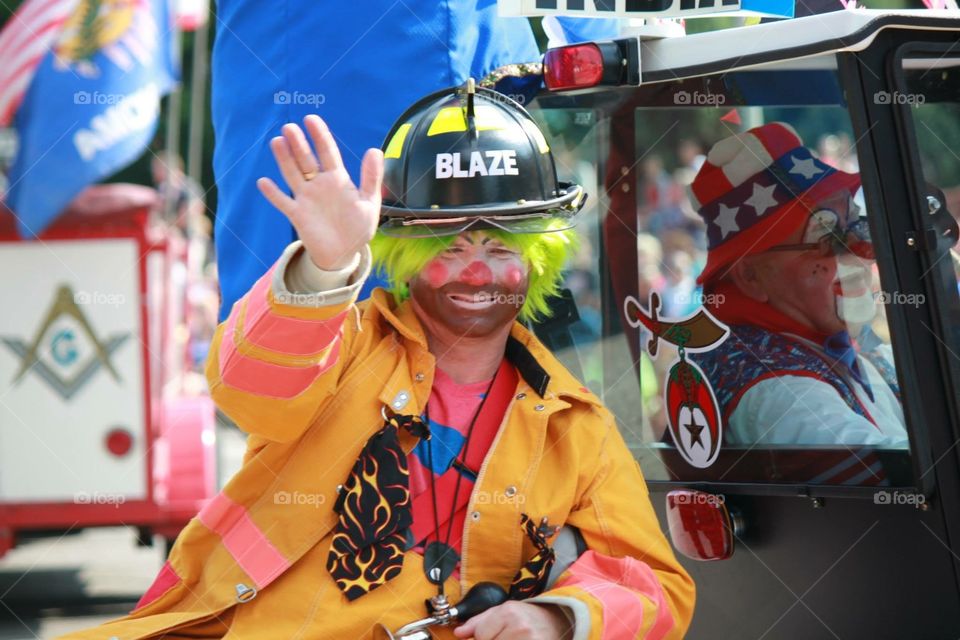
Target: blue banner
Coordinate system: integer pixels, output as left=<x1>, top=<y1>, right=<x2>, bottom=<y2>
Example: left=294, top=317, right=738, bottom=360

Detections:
left=211, top=3, right=621, bottom=319
left=5, top=0, right=179, bottom=237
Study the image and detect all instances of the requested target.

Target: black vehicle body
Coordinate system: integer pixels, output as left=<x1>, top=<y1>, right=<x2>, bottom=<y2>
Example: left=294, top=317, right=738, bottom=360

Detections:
left=525, top=10, right=960, bottom=638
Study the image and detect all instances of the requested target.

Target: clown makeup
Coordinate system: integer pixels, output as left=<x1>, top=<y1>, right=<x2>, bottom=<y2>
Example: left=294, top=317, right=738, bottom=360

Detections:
left=801, top=194, right=878, bottom=326
left=408, top=231, right=530, bottom=340
left=745, top=191, right=877, bottom=335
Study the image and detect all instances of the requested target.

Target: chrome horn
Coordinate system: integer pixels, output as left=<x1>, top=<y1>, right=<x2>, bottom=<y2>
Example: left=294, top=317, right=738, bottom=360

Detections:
left=373, top=581, right=508, bottom=640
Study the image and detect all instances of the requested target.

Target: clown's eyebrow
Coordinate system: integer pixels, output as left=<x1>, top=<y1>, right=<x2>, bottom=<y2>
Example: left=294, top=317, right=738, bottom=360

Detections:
left=482, top=236, right=510, bottom=248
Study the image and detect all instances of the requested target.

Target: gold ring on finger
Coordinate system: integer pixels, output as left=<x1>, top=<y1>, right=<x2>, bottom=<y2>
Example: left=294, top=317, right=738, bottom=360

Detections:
left=303, top=169, right=319, bottom=181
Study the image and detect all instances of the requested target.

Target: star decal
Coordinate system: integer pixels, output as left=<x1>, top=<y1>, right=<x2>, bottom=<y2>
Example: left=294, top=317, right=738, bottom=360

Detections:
left=685, top=419, right=705, bottom=450
left=1, top=285, right=129, bottom=401
left=789, top=155, right=824, bottom=180
left=744, top=183, right=779, bottom=217
left=714, top=203, right=740, bottom=239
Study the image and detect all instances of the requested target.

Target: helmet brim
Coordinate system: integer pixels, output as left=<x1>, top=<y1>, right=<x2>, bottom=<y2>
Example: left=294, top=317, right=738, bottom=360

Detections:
left=377, top=205, right=584, bottom=239
left=379, top=182, right=586, bottom=221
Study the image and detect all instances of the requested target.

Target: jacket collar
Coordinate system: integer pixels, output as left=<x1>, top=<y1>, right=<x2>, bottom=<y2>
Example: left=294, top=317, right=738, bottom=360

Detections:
left=366, top=288, right=600, bottom=407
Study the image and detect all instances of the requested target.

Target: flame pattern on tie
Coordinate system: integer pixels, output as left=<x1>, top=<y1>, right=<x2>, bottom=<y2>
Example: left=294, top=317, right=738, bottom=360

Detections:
left=326, top=414, right=428, bottom=601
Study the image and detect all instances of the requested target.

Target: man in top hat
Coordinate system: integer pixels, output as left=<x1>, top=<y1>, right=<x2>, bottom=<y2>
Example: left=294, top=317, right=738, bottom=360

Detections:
left=63, top=84, right=694, bottom=639
left=691, top=122, right=907, bottom=448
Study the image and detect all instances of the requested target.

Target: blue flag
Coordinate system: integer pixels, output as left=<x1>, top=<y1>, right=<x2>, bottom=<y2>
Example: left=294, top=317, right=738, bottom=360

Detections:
left=5, top=0, right=178, bottom=237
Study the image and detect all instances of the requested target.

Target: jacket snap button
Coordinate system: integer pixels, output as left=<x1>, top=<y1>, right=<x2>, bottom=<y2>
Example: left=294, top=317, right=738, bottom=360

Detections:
left=392, top=391, right=410, bottom=410
left=235, top=583, right=257, bottom=603
left=415, top=373, right=425, bottom=382
left=516, top=392, right=526, bottom=400
left=534, top=404, right=545, bottom=411
left=505, top=486, right=517, bottom=497
left=471, top=511, right=481, bottom=521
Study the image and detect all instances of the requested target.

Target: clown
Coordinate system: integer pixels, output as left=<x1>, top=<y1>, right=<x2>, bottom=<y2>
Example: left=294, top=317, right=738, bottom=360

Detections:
left=63, top=85, right=693, bottom=639
left=693, top=122, right=907, bottom=448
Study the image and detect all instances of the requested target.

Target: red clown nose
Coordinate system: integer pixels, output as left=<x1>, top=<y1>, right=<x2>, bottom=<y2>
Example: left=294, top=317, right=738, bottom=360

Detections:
left=460, top=261, right=493, bottom=286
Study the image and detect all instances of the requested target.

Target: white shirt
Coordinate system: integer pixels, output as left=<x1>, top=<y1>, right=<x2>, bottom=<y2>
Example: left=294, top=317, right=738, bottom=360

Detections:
left=725, top=334, right=908, bottom=448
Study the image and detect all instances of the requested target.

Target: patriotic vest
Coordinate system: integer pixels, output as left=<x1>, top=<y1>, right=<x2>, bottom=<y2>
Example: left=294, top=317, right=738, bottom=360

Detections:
left=697, top=324, right=884, bottom=425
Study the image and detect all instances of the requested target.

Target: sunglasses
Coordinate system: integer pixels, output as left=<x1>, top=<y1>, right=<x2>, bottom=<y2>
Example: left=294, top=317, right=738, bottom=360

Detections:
left=765, top=200, right=875, bottom=260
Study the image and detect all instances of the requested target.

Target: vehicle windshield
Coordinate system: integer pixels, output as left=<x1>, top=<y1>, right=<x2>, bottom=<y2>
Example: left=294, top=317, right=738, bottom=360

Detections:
left=531, top=60, right=913, bottom=487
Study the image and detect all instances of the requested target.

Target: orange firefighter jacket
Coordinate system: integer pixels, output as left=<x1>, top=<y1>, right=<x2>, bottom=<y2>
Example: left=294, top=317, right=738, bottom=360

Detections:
left=63, top=244, right=695, bottom=640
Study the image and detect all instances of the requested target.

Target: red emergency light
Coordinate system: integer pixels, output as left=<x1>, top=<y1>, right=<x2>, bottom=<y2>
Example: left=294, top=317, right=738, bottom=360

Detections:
left=543, top=39, right=638, bottom=91
left=665, top=489, right=741, bottom=561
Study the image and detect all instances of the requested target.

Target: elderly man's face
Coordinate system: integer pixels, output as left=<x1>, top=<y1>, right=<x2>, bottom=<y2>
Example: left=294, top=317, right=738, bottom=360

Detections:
left=409, top=231, right=530, bottom=339
left=737, top=191, right=874, bottom=335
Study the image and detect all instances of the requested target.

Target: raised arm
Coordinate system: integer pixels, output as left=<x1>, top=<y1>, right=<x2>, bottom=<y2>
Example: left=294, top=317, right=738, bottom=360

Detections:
left=206, top=115, right=384, bottom=443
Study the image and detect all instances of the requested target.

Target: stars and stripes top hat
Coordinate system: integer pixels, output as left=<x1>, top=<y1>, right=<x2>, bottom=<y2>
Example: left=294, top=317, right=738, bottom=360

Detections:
left=692, top=122, right=861, bottom=285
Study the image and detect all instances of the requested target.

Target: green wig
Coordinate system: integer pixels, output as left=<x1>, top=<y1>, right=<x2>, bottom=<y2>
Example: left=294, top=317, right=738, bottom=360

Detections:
left=370, top=226, right=578, bottom=323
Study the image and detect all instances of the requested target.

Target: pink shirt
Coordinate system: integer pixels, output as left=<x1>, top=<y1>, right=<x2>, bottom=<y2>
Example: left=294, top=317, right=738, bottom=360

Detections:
left=407, top=361, right=515, bottom=556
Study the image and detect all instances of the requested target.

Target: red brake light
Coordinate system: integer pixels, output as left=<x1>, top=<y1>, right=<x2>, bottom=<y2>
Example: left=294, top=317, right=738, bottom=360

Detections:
left=544, top=43, right=605, bottom=90
left=106, top=427, right=133, bottom=457
left=665, top=490, right=739, bottom=561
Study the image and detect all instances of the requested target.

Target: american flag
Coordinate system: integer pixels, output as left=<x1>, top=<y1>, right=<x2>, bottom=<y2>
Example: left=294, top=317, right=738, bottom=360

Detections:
left=0, top=0, right=78, bottom=127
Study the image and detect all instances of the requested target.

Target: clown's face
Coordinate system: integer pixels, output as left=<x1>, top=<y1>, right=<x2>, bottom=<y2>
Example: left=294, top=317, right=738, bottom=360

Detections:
left=746, top=191, right=875, bottom=335
left=408, top=231, right=530, bottom=340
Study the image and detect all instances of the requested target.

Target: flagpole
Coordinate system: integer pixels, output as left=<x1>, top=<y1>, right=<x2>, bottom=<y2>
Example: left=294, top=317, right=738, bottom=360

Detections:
left=185, top=6, right=208, bottom=209
left=163, top=13, right=182, bottom=225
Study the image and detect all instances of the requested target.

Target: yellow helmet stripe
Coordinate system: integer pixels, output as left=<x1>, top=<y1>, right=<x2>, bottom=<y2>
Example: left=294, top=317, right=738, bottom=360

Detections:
left=384, top=123, right=412, bottom=159
left=426, top=106, right=508, bottom=136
